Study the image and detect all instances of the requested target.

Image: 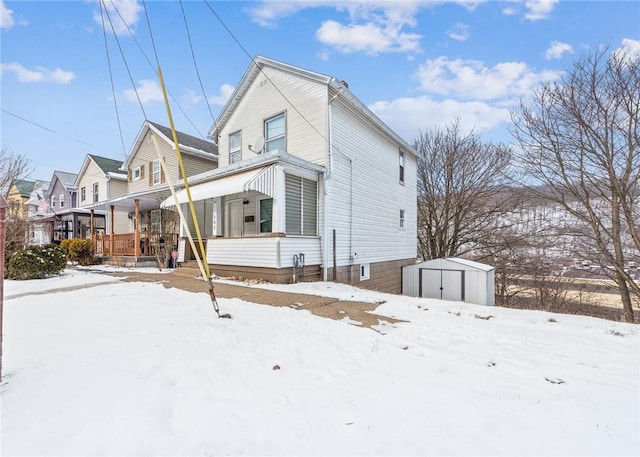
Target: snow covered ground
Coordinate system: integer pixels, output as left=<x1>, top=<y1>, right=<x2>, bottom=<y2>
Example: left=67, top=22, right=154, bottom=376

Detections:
left=2, top=267, right=638, bottom=456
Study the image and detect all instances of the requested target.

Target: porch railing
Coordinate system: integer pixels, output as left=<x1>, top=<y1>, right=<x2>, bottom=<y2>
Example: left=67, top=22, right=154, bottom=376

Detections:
left=95, top=233, right=152, bottom=256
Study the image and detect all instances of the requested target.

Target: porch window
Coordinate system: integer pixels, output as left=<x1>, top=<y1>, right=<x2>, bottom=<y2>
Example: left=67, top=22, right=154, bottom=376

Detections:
left=152, top=160, right=161, bottom=185
left=93, top=183, right=99, bottom=203
left=399, top=148, right=405, bottom=184
left=259, top=198, right=273, bottom=233
left=285, top=174, right=317, bottom=236
left=229, top=131, right=242, bottom=163
left=59, top=194, right=64, bottom=208
left=81, top=187, right=86, bottom=202
left=265, top=113, right=285, bottom=153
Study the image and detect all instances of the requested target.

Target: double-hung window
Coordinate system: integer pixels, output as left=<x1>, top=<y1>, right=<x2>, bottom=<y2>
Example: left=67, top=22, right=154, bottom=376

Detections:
left=229, top=131, right=242, bottom=163
left=400, top=209, right=406, bottom=229
left=59, top=194, right=64, bottom=208
left=285, top=174, right=317, bottom=236
left=81, top=187, right=86, bottom=202
left=152, top=160, right=161, bottom=185
left=93, top=183, right=99, bottom=203
left=399, top=149, right=405, bottom=184
left=265, top=113, right=285, bottom=153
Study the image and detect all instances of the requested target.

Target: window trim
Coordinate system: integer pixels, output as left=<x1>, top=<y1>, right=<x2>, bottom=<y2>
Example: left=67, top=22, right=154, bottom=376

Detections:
left=152, top=160, right=161, bottom=186
left=229, top=130, right=242, bottom=164
left=264, top=112, right=286, bottom=154
left=93, top=182, right=99, bottom=203
left=399, top=148, right=405, bottom=184
left=258, top=197, right=273, bottom=234
left=132, top=166, right=142, bottom=181
left=360, top=263, right=370, bottom=281
left=81, top=187, right=86, bottom=202
left=400, top=209, right=406, bottom=229
left=59, top=194, right=64, bottom=208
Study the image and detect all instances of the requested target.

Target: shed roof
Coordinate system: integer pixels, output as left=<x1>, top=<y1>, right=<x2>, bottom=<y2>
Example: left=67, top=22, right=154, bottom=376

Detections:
left=410, top=257, right=494, bottom=272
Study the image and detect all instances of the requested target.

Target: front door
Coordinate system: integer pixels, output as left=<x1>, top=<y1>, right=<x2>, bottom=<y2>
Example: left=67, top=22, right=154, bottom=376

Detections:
left=227, top=200, right=243, bottom=237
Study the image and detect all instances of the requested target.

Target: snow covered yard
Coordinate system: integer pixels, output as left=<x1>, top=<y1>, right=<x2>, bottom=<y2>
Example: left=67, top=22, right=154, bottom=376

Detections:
left=2, top=268, right=638, bottom=456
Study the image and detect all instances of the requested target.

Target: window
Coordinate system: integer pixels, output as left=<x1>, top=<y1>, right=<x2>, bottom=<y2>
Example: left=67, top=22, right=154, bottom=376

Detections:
left=229, top=131, right=242, bottom=164
left=59, top=194, right=64, bottom=208
left=93, top=183, right=99, bottom=203
left=285, top=174, right=317, bottom=236
left=132, top=167, right=141, bottom=180
left=152, top=160, right=161, bottom=185
left=51, top=197, right=56, bottom=208
left=400, top=209, right=405, bottom=229
left=259, top=198, right=273, bottom=233
left=265, top=113, right=285, bottom=153
left=360, top=263, right=370, bottom=281
left=399, top=149, right=405, bottom=184
left=81, top=187, right=86, bottom=202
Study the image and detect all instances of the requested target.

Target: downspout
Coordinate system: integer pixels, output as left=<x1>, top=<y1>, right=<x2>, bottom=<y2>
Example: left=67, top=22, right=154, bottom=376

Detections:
left=324, top=87, right=343, bottom=281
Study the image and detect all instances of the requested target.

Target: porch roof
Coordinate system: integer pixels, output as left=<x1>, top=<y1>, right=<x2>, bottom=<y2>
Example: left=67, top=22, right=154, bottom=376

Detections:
left=160, top=165, right=275, bottom=208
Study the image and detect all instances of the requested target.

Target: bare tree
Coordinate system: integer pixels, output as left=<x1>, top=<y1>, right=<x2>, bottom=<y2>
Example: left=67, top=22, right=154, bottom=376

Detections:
left=414, top=120, right=516, bottom=260
left=511, top=46, right=640, bottom=323
left=0, top=147, right=31, bottom=197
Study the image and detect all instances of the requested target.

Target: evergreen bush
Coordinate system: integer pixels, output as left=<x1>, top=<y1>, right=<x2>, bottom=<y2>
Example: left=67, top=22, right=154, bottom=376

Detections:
left=7, top=244, right=67, bottom=280
left=67, top=238, right=97, bottom=266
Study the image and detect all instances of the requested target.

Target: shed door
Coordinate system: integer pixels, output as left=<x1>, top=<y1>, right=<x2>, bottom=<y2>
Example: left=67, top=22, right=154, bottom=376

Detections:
left=420, top=269, right=464, bottom=301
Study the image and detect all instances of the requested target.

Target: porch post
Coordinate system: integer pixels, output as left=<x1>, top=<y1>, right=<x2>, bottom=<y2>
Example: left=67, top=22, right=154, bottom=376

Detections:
left=272, top=165, right=286, bottom=234
left=109, top=205, right=115, bottom=256
left=134, top=199, right=140, bottom=257
left=90, top=209, right=94, bottom=239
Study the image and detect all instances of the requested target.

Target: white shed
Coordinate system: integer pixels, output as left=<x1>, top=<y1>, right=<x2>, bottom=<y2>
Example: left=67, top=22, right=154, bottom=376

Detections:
left=402, top=257, right=495, bottom=306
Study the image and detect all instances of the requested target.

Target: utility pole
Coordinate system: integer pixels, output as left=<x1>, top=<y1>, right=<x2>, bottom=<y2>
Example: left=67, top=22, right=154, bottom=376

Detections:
left=0, top=194, right=7, bottom=378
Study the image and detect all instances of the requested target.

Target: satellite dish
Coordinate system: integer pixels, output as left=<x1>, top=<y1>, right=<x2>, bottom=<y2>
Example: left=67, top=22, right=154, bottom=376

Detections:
left=249, top=136, right=265, bottom=154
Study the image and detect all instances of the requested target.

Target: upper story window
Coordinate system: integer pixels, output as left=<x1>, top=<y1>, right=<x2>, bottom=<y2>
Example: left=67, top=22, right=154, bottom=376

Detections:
left=399, top=148, right=405, bottom=184
left=152, top=160, right=161, bottom=185
left=229, top=131, right=242, bottom=164
left=400, top=209, right=406, bottom=229
left=265, top=113, right=285, bottom=154
left=51, top=197, right=56, bottom=208
left=59, top=194, right=64, bottom=208
left=81, top=187, right=86, bottom=202
left=93, top=183, right=99, bottom=203
left=132, top=167, right=142, bottom=180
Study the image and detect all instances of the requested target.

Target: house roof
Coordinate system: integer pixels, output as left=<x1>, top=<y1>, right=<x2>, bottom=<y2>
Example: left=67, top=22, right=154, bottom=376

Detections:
left=88, top=155, right=124, bottom=175
left=52, top=171, right=79, bottom=190
left=208, top=55, right=417, bottom=156
left=12, top=179, right=36, bottom=197
left=124, top=120, right=218, bottom=169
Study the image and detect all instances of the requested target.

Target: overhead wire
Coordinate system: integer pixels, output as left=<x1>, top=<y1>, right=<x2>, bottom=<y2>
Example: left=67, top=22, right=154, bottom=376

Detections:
left=0, top=108, right=94, bottom=147
left=179, top=0, right=217, bottom=129
left=99, top=0, right=128, bottom=160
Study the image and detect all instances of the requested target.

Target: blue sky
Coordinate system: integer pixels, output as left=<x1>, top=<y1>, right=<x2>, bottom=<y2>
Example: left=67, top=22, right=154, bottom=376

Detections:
left=1, top=0, right=639, bottom=182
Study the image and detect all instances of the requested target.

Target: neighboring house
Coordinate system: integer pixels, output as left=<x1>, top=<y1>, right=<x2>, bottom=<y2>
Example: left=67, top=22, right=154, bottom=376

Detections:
left=88, top=120, right=217, bottom=259
left=7, top=179, right=51, bottom=246
left=75, top=154, right=128, bottom=235
left=163, top=56, right=418, bottom=293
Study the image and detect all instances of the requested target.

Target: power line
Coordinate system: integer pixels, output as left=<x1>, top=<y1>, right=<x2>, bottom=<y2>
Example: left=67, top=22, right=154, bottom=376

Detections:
left=1, top=108, right=94, bottom=147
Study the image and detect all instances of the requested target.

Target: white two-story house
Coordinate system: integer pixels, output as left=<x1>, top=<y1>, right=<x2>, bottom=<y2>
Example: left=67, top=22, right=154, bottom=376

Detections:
left=163, top=56, right=417, bottom=293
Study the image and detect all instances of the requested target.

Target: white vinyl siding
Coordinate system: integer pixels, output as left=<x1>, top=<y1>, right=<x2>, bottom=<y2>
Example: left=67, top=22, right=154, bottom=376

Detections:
left=216, top=66, right=327, bottom=168
left=285, top=174, right=317, bottom=236
left=326, top=99, right=417, bottom=266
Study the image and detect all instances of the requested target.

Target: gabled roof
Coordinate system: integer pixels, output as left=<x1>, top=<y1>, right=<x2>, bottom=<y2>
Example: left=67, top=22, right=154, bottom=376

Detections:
left=208, top=55, right=417, bottom=155
left=124, top=120, right=218, bottom=169
left=88, top=155, right=124, bottom=175
left=74, top=154, right=127, bottom=188
left=13, top=179, right=36, bottom=197
left=52, top=171, right=79, bottom=191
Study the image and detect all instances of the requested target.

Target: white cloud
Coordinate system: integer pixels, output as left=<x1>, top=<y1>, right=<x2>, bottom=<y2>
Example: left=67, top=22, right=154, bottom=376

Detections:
left=1, top=0, right=14, bottom=28
left=414, top=56, right=562, bottom=100
left=617, top=38, right=640, bottom=57
left=316, top=19, right=421, bottom=55
left=123, top=79, right=163, bottom=103
left=545, top=41, right=573, bottom=60
left=502, top=6, right=518, bottom=16
left=369, top=96, right=511, bottom=143
left=524, top=0, right=558, bottom=20
left=94, top=0, right=142, bottom=36
left=0, top=62, right=75, bottom=84
left=447, top=22, right=469, bottom=42
left=207, top=84, right=235, bottom=106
